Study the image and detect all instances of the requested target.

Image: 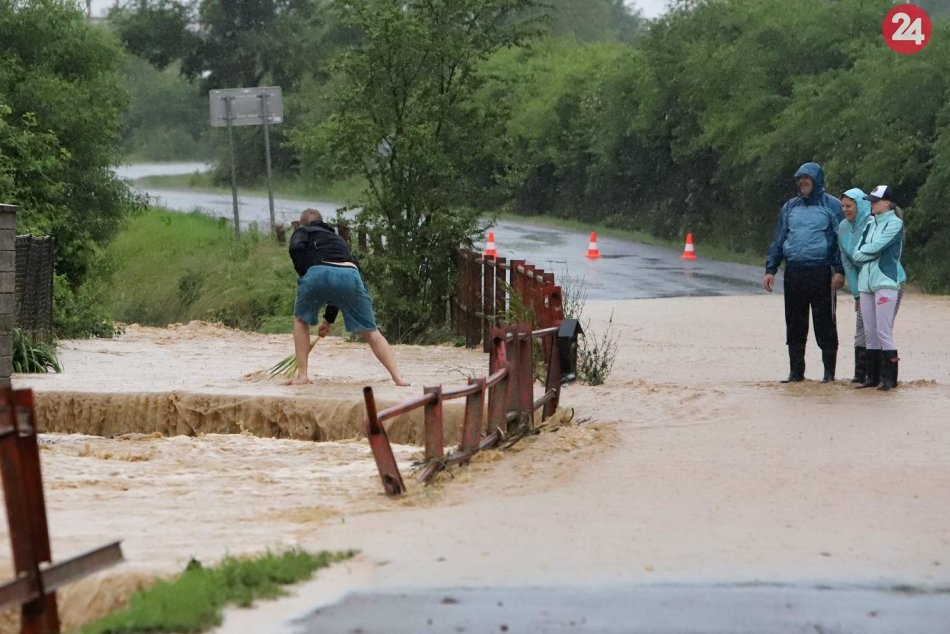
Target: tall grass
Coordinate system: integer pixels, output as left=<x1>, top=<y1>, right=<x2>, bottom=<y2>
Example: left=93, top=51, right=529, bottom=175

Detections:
left=80, top=549, right=354, bottom=634
left=104, top=210, right=296, bottom=331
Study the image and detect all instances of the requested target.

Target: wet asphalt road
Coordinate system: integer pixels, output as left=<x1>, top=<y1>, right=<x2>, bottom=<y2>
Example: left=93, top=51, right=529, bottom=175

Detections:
left=292, top=583, right=950, bottom=634
left=487, top=220, right=768, bottom=300
left=117, top=164, right=777, bottom=300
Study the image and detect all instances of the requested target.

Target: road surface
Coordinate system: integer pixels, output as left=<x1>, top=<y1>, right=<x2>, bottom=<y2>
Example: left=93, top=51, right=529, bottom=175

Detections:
left=116, top=163, right=775, bottom=300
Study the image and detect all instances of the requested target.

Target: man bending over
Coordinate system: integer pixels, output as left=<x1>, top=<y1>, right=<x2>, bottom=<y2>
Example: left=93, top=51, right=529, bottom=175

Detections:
left=288, top=208, right=409, bottom=386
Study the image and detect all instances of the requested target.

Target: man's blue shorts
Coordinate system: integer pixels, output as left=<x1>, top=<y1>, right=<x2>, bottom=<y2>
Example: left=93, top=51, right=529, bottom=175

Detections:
left=293, top=265, right=377, bottom=332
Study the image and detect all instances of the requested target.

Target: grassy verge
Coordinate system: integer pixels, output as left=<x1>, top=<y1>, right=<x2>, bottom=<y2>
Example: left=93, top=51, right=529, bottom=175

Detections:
left=135, top=172, right=367, bottom=205
left=80, top=549, right=354, bottom=634
left=130, top=171, right=760, bottom=267
left=104, top=209, right=297, bottom=332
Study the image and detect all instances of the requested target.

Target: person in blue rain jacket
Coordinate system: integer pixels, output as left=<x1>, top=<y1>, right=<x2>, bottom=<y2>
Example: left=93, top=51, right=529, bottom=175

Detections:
left=764, top=162, right=845, bottom=383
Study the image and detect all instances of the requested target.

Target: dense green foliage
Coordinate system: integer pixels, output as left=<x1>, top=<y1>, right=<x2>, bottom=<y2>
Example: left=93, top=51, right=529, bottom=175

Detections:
left=110, top=0, right=342, bottom=180
left=11, top=328, right=61, bottom=373
left=104, top=210, right=296, bottom=332
left=120, top=57, right=211, bottom=161
left=534, top=0, right=644, bottom=42
left=0, top=0, right=140, bottom=336
left=291, top=0, right=541, bottom=341
left=482, top=0, right=950, bottom=289
left=104, top=0, right=950, bottom=342
left=81, top=549, right=354, bottom=634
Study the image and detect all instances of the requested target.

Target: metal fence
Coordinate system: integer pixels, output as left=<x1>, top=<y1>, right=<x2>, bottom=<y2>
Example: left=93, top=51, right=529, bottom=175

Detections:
left=14, top=236, right=54, bottom=342
left=456, top=248, right=564, bottom=352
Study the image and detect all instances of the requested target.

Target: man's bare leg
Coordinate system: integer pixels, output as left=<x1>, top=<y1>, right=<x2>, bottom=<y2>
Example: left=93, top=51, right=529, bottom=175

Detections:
left=289, top=317, right=312, bottom=385
left=360, top=329, right=410, bottom=386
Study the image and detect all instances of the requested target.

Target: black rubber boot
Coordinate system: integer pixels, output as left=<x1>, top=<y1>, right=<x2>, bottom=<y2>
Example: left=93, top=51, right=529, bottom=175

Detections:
left=859, top=349, right=881, bottom=388
left=781, top=344, right=806, bottom=383
left=851, top=346, right=867, bottom=384
left=877, top=350, right=899, bottom=391
left=821, top=348, right=837, bottom=383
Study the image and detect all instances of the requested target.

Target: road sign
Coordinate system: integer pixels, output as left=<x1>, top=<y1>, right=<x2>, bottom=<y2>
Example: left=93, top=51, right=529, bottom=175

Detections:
left=209, top=86, right=283, bottom=127
left=208, top=86, right=284, bottom=237
left=883, top=4, right=932, bottom=55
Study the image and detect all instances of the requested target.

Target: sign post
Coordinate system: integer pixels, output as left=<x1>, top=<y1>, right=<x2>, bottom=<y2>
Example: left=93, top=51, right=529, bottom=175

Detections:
left=223, top=96, right=241, bottom=236
left=259, top=93, right=276, bottom=233
left=209, top=86, right=284, bottom=237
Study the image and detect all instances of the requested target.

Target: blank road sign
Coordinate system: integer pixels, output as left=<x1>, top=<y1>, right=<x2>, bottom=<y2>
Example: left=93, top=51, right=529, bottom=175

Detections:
left=209, top=86, right=283, bottom=127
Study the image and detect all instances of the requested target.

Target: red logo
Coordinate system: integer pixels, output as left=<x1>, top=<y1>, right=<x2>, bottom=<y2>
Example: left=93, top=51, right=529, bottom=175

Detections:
left=883, top=4, right=932, bottom=54
left=877, top=296, right=890, bottom=305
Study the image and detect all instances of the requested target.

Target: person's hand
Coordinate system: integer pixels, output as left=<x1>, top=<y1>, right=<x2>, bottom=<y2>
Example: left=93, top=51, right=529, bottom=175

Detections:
left=855, top=298, right=860, bottom=313
left=763, top=273, right=774, bottom=292
left=317, top=320, right=331, bottom=338
left=831, top=273, right=845, bottom=290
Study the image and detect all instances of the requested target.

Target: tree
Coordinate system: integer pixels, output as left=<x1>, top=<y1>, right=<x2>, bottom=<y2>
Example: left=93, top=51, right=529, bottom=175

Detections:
left=111, top=0, right=327, bottom=91
left=538, top=0, right=644, bottom=42
left=111, top=0, right=340, bottom=178
left=120, top=57, right=212, bottom=160
left=0, top=0, right=141, bottom=335
left=293, top=0, right=540, bottom=341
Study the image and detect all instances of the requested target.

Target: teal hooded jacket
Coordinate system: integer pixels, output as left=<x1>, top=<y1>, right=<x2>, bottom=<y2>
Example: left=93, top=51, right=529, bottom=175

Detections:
left=854, top=209, right=905, bottom=293
left=837, top=188, right=872, bottom=300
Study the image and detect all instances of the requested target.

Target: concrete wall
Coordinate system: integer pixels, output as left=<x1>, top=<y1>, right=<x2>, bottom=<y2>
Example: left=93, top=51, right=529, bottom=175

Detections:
left=0, top=204, right=16, bottom=387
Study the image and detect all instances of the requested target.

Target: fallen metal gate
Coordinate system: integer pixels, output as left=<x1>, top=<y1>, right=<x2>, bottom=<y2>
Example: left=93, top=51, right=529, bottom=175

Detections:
left=365, top=321, right=582, bottom=496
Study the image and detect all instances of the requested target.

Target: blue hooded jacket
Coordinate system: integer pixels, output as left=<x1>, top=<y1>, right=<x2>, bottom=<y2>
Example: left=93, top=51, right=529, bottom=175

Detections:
left=837, top=188, right=872, bottom=299
left=765, top=162, right=844, bottom=274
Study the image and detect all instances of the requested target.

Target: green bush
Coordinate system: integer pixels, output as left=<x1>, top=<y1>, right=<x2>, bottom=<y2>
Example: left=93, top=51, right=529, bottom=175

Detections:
left=53, top=273, right=123, bottom=339
left=576, top=310, right=619, bottom=386
left=81, top=549, right=354, bottom=634
left=12, top=329, right=61, bottom=373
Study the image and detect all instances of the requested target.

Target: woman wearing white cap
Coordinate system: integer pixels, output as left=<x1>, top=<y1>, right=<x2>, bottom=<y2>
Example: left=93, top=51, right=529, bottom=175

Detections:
left=852, top=185, right=905, bottom=390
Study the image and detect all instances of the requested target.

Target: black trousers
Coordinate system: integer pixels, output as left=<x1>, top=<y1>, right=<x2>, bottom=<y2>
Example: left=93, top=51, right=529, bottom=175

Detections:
left=783, top=265, right=838, bottom=351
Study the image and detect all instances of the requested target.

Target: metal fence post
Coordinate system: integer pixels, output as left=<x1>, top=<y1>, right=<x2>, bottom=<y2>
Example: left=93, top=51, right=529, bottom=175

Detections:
left=0, top=387, right=59, bottom=633
left=487, top=328, right=511, bottom=436
left=482, top=256, right=494, bottom=353
left=459, top=378, right=486, bottom=458
left=423, top=386, right=444, bottom=461
left=363, top=387, right=406, bottom=496
left=494, top=256, right=507, bottom=328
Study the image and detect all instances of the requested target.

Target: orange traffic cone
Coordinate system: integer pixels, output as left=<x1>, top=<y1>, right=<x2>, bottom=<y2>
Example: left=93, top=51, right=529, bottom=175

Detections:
left=484, top=231, right=498, bottom=257
left=680, top=233, right=697, bottom=260
left=586, top=231, right=601, bottom=259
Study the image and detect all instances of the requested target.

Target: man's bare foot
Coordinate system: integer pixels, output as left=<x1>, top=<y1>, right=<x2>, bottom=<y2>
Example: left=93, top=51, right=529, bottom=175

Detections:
left=393, top=377, right=411, bottom=387
left=286, top=375, right=311, bottom=386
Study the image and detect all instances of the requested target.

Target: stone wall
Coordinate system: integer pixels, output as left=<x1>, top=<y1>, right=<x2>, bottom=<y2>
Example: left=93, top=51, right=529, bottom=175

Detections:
left=0, top=204, right=16, bottom=387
